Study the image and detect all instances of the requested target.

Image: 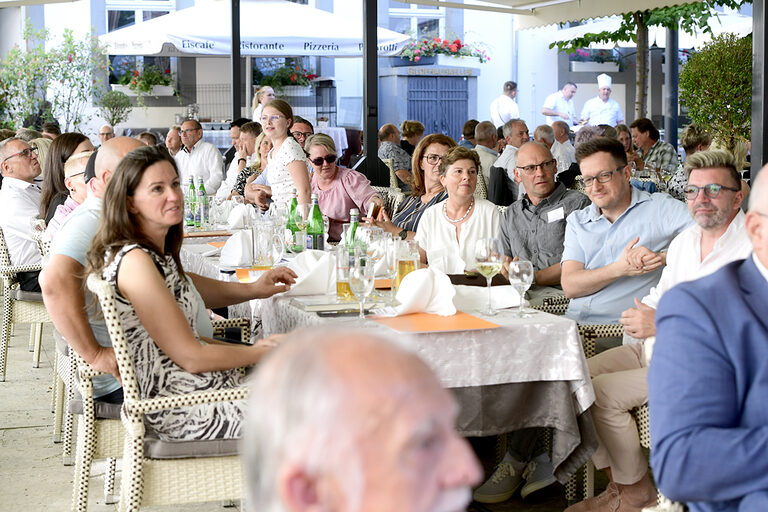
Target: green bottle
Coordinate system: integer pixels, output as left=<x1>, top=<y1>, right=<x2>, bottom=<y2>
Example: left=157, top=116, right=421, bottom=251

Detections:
left=197, top=180, right=208, bottom=228
left=346, top=208, right=359, bottom=247
left=286, top=189, right=299, bottom=251
left=185, top=179, right=196, bottom=228
left=307, top=193, right=324, bottom=250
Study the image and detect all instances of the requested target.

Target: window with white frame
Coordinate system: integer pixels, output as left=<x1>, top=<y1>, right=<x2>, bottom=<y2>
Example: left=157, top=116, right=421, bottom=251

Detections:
left=389, top=2, right=445, bottom=41
left=106, top=0, right=176, bottom=84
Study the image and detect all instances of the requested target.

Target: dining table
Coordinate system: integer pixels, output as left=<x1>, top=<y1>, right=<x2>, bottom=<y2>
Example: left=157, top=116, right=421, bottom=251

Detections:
left=180, top=237, right=597, bottom=485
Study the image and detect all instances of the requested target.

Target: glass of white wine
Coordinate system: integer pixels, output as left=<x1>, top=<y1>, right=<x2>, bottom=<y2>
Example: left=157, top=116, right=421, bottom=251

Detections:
left=508, top=260, right=534, bottom=318
left=348, top=249, right=375, bottom=320
left=474, top=238, right=504, bottom=316
left=293, top=203, right=310, bottom=252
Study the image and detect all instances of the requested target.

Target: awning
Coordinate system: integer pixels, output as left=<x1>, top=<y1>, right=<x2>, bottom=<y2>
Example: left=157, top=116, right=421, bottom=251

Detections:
left=401, top=0, right=710, bottom=29
left=552, top=11, right=753, bottom=49
left=99, top=0, right=409, bottom=57
left=0, top=0, right=73, bottom=6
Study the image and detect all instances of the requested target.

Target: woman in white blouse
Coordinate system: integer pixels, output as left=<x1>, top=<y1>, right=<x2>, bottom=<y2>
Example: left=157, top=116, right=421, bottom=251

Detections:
left=248, top=99, right=310, bottom=206
left=415, top=146, right=500, bottom=274
left=251, top=86, right=275, bottom=124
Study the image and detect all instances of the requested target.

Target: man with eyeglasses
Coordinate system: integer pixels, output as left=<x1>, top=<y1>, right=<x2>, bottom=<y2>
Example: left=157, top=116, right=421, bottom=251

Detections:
left=289, top=116, right=314, bottom=149
left=97, top=124, right=115, bottom=145
left=560, top=137, right=690, bottom=325
left=487, top=119, right=529, bottom=205
left=0, top=138, right=43, bottom=291
left=174, top=119, right=223, bottom=193
left=564, top=149, right=750, bottom=512
left=648, top=164, right=768, bottom=512
left=475, top=141, right=590, bottom=505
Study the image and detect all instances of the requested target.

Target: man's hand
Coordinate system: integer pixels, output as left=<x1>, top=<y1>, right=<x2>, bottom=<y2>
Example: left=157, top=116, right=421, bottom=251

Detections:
left=618, top=237, right=663, bottom=276
left=500, top=255, right=515, bottom=280
left=251, top=266, right=298, bottom=298
left=245, top=184, right=271, bottom=210
left=619, top=298, right=657, bottom=339
left=89, top=346, right=122, bottom=384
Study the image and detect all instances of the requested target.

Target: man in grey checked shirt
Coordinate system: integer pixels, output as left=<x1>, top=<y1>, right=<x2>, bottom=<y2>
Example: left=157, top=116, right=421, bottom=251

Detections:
left=629, top=118, right=679, bottom=175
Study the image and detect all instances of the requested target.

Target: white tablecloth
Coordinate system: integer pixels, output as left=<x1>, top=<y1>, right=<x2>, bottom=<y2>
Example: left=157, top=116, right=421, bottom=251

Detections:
left=255, top=296, right=594, bottom=415
left=315, top=126, right=348, bottom=154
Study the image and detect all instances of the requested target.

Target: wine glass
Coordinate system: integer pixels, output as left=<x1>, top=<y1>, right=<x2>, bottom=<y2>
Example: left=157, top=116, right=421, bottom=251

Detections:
left=384, top=235, right=398, bottom=301
left=474, top=238, right=504, bottom=316
left=508, top=260, right=534, bottom=318
left=348, top=251, right=375, bottom=320
left=293, top=203, right=310, bottom=252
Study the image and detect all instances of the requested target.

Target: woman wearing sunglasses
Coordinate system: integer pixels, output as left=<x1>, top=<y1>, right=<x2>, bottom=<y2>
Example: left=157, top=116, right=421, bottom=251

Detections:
left=307, top=134, right=383, bottom=242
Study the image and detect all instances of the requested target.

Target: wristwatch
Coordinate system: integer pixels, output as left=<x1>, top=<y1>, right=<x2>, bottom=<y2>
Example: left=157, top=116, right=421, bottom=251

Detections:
left=399, top=229, right=408, bottom=240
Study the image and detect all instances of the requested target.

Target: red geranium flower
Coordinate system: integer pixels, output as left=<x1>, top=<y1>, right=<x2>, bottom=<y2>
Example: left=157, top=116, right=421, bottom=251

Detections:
left=449, top=44, right=458, bottom=52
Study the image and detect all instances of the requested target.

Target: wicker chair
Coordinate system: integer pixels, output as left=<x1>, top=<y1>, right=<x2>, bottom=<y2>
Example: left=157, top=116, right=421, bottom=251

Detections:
left=573, top=175, right=587, bottom=194
left=0, top=226, right=50, bottom=381
left=531, top=293, right=570, bottom=315
left=371, top=185, right=405, bottom=219
left=86, top=274, right=248, bottom=511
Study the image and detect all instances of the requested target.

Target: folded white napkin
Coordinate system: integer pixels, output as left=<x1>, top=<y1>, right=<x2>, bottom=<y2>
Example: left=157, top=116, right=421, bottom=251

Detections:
left=285, top=250, right=336, bottom=296
left=453, top=284, right=522, bottom=311
left=227, top=204, right=251, bottom=230
left=423, top=247, right=467, bottom=274
left=394, top=268, right=456, bottom=316
left=219, top=230, right=252, bottom=268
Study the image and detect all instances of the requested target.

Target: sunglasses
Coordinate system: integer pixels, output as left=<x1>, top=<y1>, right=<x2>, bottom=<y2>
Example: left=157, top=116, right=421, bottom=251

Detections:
left=309, top=154, right=337, bottom=166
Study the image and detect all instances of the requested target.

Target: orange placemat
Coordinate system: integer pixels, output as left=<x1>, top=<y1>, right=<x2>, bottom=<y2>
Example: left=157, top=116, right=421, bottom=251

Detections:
left=207, top=241, right=226, bottom=248
left=374, top=278, right=391, bottom=289
left=372, top=311, right=499, bottom=334
left=235, top=268, right=261, bottom=283
left=183, top=230, right=232, bottom=238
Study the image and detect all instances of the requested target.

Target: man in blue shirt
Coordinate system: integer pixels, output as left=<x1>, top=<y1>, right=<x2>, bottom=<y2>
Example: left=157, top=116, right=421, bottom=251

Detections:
left=561, top=138, right=691, bottom=324
left=649, top=166, right=768, bottom=512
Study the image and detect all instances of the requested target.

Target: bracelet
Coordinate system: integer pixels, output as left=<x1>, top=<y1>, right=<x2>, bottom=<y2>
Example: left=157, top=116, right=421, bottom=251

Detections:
left=399, top=229, right=408, bottom=240
left=238, top=158, right=246, bottom=163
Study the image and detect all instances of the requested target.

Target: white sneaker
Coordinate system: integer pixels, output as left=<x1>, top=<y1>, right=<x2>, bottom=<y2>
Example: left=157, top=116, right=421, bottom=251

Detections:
left=472, top=454, right=526, bottom=504
left=520, top=453, right=557, bottom=498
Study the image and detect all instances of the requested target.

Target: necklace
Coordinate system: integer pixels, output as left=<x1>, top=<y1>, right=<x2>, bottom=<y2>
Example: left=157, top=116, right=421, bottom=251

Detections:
left=443, top=198, right=474, bottom=223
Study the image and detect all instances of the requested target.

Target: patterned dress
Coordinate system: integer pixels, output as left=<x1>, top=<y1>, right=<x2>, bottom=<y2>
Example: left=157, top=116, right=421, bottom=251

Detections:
left=104, top=244, right=246, bottom=441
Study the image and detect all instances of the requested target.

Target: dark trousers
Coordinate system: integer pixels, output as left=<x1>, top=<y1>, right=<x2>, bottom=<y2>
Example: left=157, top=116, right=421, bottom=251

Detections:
left=17, top=270, right=41, bottom=293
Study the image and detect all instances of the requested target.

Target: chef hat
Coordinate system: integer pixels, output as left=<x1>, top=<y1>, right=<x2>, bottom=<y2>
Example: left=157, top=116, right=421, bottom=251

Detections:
left=597, top=73, right=612, bottom=89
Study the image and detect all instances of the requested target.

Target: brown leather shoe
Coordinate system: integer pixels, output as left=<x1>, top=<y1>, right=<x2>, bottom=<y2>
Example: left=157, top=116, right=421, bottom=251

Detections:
left=564, top=483, right=657, bottom=512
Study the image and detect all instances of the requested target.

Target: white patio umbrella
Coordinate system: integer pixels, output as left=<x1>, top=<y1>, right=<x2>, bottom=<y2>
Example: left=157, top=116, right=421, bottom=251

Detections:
left=100, top=0, right=409, bottom=57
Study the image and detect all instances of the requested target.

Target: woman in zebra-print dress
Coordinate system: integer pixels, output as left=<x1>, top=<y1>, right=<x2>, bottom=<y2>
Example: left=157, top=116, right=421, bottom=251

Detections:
left=85, top=146, right=296, bottom=441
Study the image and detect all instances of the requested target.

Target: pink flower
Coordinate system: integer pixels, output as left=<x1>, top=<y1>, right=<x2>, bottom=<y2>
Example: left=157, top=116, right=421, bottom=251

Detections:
left=414, top=56, right=420, bottom=62
left=449, top=44, right=458, bottom=52
left=414, top=48, right=420, bottom=54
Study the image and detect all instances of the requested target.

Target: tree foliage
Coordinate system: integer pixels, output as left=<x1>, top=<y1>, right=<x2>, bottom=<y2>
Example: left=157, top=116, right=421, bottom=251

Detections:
left=0, top=22, right=109, bottom=131
left=98, top=90, right=133, bottom=127
left=679, top=33, right=751, bottom=152
left=549, top=1, right=751, bottom=119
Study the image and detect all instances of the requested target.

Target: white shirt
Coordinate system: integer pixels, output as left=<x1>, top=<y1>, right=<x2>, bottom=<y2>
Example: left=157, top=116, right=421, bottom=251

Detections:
left=0, top=177, right=42, bottom=266
left=265, top=137, right=308, bottom=207
left=551, top=140, right=576, bottom=173
left=580, top=97, right=624, bottom=126
left=494, top=145, right=519, bottom=183
left=474, top=145, right=499, bottom=185
left=643, top=210, right=752, bottom=309
left=490, top=95, right=519, bottom=128
left=215, top=152, right=255, bottom=199
left=415, top=198, right=501, bottom=273
left=174, top=139, right=224, bottom=193
left=543, top=91, right=576, bottom=126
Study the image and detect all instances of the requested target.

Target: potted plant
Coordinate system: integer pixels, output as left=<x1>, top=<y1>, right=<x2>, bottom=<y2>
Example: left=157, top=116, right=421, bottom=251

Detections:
left=260, top=66, right=317, bottom=95
left=112, top=65, right=175, bottom=106
left=569, top=48, right=620, bottom=72
left=98, top=90, right=133, bottom=129
left=396, top=37, right=490, bottom=66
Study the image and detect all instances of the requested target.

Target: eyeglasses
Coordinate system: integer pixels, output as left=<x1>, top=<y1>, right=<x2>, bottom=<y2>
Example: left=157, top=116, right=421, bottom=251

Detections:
left=517, top=159, right=556, bottom=175
left=309, top=154, right=337, bottom=166
left=180, top=128, right=200, bottom=134
left=422, top=154, right=443, bottom=165
left=684, top=183, right=740, bottom=200
left=291, top=131, right=313, bottom=139
left=98, top=132, right=114, bottom=136
left=583, top=166, right=624, bottom=187
left=260, top=115, right=284, bottom=124
left=66, top=171, right=86, bottom=180
left=2, top=146, right=38, bottom=163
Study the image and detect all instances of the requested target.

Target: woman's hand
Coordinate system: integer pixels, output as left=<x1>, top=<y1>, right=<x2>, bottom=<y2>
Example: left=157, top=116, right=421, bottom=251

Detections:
left=369, top=209, right=400, bottom=235
left=251, top=266, right=298, bottom=298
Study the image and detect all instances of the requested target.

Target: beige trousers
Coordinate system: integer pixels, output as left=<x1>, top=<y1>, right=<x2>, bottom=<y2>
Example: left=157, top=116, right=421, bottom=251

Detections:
left=587, top=342, right=648, bottom=485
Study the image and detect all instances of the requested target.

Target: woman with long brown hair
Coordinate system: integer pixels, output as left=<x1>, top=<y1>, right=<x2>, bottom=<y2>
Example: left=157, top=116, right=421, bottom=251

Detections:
left=39, top=132, right=93, bottom=223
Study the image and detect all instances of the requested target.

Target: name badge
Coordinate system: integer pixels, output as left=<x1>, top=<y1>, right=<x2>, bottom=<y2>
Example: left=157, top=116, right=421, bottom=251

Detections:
left=547, top=207, right=565, bottom=223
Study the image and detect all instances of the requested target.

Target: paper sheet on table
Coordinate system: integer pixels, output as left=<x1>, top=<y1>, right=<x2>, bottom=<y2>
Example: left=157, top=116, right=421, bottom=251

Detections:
left=285, top=250, right=335, bottom=296
left=453, top=284, right=523, bottom=311
left=372, top=311, right=499, bottom=333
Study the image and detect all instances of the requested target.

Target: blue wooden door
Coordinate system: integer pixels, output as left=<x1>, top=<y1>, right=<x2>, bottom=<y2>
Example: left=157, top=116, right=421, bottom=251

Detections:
left=407, top=76, right=468, bottom=142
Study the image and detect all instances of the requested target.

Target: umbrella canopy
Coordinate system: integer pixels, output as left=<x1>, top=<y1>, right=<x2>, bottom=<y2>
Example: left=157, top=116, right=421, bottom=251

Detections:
left=100, top=0, right=410, bottom=57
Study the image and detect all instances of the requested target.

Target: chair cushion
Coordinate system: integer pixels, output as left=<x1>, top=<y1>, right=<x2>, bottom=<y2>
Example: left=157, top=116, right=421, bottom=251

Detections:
left=143, top=432, right=240, bottom=459
left=11, top=289, right=44, bottom=301
left=67, top=395, right=122, bottom=419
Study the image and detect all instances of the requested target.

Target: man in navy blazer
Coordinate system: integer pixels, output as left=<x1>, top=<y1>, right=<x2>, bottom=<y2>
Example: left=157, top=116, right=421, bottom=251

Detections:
left=649, top=165, right=768, bottom=512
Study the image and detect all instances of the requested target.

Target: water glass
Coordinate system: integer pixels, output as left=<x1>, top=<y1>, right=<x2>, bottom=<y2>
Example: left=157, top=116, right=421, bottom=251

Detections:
left=349, top=250, right=375, bottom=319
left=508, top=260, right=534, bottom=318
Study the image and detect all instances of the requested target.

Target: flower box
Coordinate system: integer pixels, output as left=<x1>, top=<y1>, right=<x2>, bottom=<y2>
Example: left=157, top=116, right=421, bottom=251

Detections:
left=111, top=84, right=175, bottom=96
left=570, top=61, right=620, bottom=73
left=280, top=85, right=313, bottom=97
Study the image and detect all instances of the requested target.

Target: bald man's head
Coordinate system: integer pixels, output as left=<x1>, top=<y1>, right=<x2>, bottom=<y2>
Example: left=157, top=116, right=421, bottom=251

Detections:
left=92, top=136, right=143, bottom=197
